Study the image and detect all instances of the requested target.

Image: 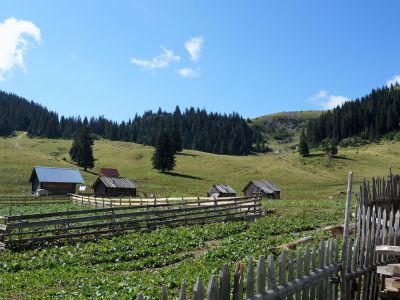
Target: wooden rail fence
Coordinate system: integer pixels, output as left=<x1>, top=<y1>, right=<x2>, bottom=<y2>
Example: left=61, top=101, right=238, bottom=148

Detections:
left=0, top=195, right=70, bottom=205
left=0, top=196, right=261, bottom=248
left=70, top=194, right=253, bottom=207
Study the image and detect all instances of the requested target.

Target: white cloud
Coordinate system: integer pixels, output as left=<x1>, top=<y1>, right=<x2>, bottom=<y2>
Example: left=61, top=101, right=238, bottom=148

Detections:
left=184, top=36, right=204, bottom=62
left=310, top=90, right=350, bottom=109
left=386, top=75, right=400, bottom=87
left=177, top=67, right=200, bottom=78
left=131, top=46, right=180, bottom=70
left=0, top=17, right=41, bottom=80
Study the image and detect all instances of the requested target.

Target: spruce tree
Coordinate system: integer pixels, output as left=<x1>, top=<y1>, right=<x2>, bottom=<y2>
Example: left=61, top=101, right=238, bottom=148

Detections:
left=151, top=130, right=176, bottom=172
left=171, top=121, right=182, bottom=153
left=298, top=130, right=309, bottom=157
left=69, top=126, right=95, bottom=171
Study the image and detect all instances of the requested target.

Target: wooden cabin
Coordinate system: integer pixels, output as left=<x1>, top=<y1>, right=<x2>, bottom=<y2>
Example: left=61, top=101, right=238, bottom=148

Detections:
left=242, top=180, right=281, bottom=199
left=207, top=184, right=236, bottom=198
left=92, top=176, right=137, bottom=197
left=98, top=168, right=120, bottom=177
left=29, top=166, right=84, bottom=195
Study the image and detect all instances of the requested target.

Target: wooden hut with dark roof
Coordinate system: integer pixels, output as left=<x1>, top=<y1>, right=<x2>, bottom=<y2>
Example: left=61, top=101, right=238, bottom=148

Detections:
left=92, top=176, right=137, bottom=197
left=207, top=184, right=236, bottom=198
left=29, top=166, right=84, bottom=195
left=242, top=180, right=281, bottom=199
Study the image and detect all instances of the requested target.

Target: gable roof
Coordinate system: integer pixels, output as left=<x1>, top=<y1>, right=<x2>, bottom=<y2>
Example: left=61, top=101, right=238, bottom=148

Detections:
left=212, top=184, right=236, bottom=194
left=30, top=166, right=84, bottom=184
left=93, top=176, right=137, bottom=189
left=242, top=180, right=281, bottom=193
left=99, top=168, right=120, bottom=177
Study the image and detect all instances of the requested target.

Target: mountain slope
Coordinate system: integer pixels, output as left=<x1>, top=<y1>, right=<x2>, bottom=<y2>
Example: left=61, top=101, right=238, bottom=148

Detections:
left=0, top=132, right=398, bottom=200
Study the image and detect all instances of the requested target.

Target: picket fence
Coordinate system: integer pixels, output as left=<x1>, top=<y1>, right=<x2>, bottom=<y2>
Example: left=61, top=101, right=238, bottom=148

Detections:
left=131, top=171, right=400, bottom=299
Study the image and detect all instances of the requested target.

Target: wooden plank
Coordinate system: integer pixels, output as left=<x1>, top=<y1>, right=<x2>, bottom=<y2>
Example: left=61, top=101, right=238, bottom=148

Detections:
left=318, top=240, right=325, bottom=300
left=303, top=245, right=310, bottom=300
left=377, top=264, right=400, bottom=276
left=162, top=285, right=168, bottom=300
left=375, top=245, right=400, bottom=256
left=296, top=249, right=302, bottom=300
left=279, top=251, right=286, bottom=287
left=179, top=282, right=186, bottom=300
left=341, top=171, right=353, bottom=300
left=219, top=264, right=229, bottom=300
left=232, top=263, right=244, bottom=300
left=207, top=276, right=219, bottom=300
left=288, top=251, right=295, bottom=300
left=385, top=277, right=400, bottom=290
left=193, top=278, right=204, bottom=300
left=310, top=246, right=317, bottom=300
left=267, top=254, right=276, bottom=290
left=247, top=257, right=255, bottom=298
left=257, top=255, right=266, bottom=294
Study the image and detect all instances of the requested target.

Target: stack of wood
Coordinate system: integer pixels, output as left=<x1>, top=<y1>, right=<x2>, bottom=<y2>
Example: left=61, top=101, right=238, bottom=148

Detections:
left=376, top=245, right=400, bottom=298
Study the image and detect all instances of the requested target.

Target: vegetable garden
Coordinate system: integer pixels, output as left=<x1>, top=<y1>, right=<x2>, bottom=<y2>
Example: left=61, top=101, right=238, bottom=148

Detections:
left=0, top=197, right=346, bottom=299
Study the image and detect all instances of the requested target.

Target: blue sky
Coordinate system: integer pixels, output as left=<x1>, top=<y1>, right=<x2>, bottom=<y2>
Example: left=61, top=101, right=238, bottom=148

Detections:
left=1, top=1, right=400, bottom=121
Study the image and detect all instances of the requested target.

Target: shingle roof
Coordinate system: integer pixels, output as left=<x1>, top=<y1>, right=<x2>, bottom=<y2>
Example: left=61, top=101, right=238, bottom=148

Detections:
left=93, top=176, right=137, bottom=189
left=30, top=166, right=84, bottom=184
left=242, top=180, right=281, bottom=193
left=213, top=184, right=236, bottom=194
left=99, top=168, right=120, bottom=177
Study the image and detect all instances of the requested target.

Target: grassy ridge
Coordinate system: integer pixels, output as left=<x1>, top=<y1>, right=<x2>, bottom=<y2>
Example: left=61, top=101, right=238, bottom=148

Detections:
left=0, top=132, right=398, bottom=199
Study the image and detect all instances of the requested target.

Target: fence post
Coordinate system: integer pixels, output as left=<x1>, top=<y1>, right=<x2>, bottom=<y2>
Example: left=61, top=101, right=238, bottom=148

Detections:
left=161, top=285, right=168, bottom=300
left=232, top=263, right=244, bottom=300
left=219, top=264, right=230, bottom=300
left=341, top=171, right=353, bottom=300
left=179, top=281, right=186, bottom=300
left=193, top=278, right=204, bottom=300
left=207, top=276, right=219, bottom=300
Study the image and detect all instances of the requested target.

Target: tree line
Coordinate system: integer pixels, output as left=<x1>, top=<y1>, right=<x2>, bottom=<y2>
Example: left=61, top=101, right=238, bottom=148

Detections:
left=306, top=85, right=400, bottom=146
left=0, top=91, right=254, bottom=155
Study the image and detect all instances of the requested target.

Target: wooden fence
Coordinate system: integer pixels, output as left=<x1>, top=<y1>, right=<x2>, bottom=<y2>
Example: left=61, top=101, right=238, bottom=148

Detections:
left=127, top=171, right=400, bottom=299
left=70, top=194, right=251, bottom=207
left=0, top=196, right=261, bottom=248
left=134, top=238, right=340, bottom=300
left=0, top=195, right=70, bottom=206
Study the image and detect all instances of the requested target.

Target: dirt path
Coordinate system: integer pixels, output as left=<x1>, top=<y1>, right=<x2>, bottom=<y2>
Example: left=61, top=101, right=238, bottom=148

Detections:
left=11, top=132, right=27, bottom=149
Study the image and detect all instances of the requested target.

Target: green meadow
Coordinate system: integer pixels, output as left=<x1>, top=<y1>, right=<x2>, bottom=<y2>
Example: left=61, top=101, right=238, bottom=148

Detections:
left=0, top=132, right=398, bottom=199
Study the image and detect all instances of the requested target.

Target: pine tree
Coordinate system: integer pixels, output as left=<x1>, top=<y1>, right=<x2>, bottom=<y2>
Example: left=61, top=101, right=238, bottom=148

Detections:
left=69, top=126, right=95, bottom=171
left=171, top=121, right=182, bottom=153
left=298, top=130, right=309, bottom=157
left=151, top=130, right=176, bottom=172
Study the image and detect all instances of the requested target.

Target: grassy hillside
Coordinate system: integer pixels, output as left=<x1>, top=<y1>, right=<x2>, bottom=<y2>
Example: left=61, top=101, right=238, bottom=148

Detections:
left=0, top=132, right=398, bottom=200
left=252, top=110, right=324, bottom=152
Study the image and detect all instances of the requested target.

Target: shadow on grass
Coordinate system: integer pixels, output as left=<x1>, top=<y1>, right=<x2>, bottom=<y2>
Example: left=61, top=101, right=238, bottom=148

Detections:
left=164, top=172, right=204, bottom=180
left=307, top=153, right=325, bottom=158
left=83, top=169, right=99, bottom=176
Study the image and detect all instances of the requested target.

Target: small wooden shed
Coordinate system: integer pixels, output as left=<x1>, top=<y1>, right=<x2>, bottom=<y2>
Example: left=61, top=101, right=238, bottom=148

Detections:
left=207, top=184, right=237, bottom=198
left=99, top=168, right=120, bottom=177
left=29, top=166, right=84, bottom=195
left=92, top=176, right=137, bottom=197
left=242, top=180, right=281, bottom=199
